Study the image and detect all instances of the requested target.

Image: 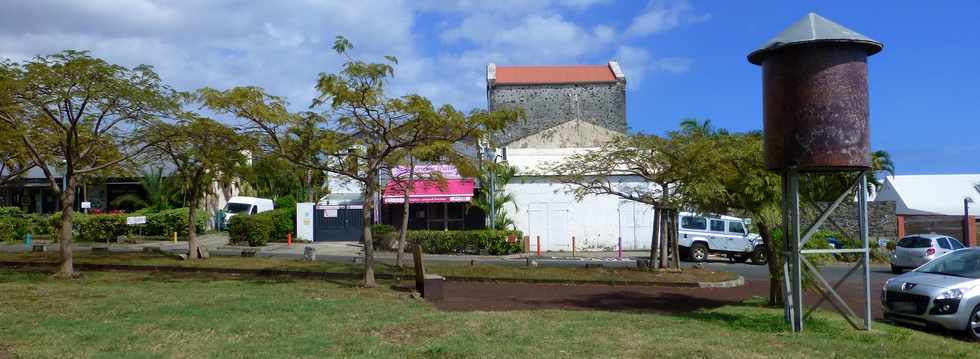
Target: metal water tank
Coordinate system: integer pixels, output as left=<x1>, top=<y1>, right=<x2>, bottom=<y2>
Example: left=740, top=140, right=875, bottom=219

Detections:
left=748, top=13, right=883, bottom=171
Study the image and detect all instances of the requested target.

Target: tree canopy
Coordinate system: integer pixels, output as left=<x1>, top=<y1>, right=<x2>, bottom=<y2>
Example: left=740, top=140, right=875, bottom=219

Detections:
left=200, top=36, right=520, bottom=287
left=0, top=50, right=177, bottom=277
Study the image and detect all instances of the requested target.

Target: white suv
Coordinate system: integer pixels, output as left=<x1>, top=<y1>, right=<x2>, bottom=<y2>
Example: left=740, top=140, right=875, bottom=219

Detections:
left=678, top=212, right=766, bottom=264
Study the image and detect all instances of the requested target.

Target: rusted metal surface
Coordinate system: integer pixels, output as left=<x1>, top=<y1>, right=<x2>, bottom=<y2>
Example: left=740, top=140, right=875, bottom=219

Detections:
left=761, top=43, right=872, bottom=171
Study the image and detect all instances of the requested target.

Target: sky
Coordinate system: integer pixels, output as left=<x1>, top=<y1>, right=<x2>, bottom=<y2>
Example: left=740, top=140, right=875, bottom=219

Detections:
left=0, top=0, right=977, bottom=175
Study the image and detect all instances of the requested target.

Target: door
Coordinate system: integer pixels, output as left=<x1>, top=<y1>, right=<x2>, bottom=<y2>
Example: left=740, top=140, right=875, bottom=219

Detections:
left=618, top=201, right=653, bottom=250
left=708, top=219, right=727, bottom=251
left=726, top=221, right=749, bottom=252
left=314, top=205, right=364, bottom=242
left=527, top=203, right=570, bottom=252
left=528, top=203, right=547, bottom=253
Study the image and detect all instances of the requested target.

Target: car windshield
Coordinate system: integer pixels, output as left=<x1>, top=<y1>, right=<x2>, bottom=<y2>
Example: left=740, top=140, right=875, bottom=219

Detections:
left=898, top=237, right=932, bottom=248
left=225, top=203, right=252, bottom=214
left=915, top=250, right=980, bottom=278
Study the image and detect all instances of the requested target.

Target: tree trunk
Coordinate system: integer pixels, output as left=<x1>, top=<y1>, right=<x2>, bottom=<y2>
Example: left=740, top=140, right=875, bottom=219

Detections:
left=649, top=207, right=661, bottom=268
left=759, top=222, right=783, bottom=306
left=55, top=185, right=76, bottom=278
left=670, top=211, right=680, bottom=269
left=361, top=180, right=377, bottom=288
left=396, top=162, right=414, bottom=268
left=658, top=210, right=669, bottom=269
left=187, top=197, right=200, bottom=260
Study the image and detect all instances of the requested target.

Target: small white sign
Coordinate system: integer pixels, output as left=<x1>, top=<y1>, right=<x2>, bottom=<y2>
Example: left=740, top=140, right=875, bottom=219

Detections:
left=324, top=209, right=338, bottom=218
left=126, top=216, right=147, bottom=225
left=81, top=202, right=91, bottom=209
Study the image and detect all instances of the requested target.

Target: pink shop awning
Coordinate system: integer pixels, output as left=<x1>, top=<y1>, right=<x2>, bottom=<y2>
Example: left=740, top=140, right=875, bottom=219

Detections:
left=383, top=179, right=475, bottom=204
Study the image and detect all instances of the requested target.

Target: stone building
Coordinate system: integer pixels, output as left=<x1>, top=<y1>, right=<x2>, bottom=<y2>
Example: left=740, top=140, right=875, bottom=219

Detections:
left=487, top=62, right=626, bottom=148
left=486, top=63, right=654, bottom=252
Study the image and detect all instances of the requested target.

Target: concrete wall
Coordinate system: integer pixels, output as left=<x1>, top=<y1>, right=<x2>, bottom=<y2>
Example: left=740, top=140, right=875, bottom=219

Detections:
left=503, top=175, right=654, bottom=252
left=802, top=201, right=898, bottom=243
left=490, top=82, right=626, bottom=147
left=506, top=119, right=624, bottom=149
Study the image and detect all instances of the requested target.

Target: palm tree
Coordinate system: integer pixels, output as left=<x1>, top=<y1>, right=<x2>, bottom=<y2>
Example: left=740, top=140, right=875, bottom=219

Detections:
left=470, top=164, right=518, bottom=230
left=869, top=150, right=895, bottom=192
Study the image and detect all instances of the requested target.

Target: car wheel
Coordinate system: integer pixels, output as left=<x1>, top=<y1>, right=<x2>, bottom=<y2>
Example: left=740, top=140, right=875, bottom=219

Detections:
left=750, top=246, right=767, bottom=265
left=689, top=243, right=708, bottom=262
left=965, top=304, right=980, bottom=341
left=890, top=265, right=903, bottom=274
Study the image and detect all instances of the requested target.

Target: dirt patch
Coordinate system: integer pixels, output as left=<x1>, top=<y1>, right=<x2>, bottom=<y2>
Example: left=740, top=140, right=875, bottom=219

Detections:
left=432, top=281, right=768, bottom=313
left=432, top=280, right=885, bottom=319
left=0, top=345, right=16, bottom=359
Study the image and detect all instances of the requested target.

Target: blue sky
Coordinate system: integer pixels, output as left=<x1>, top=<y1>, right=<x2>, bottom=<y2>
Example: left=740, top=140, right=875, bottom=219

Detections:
left=0, top=1, right=976, bottom=174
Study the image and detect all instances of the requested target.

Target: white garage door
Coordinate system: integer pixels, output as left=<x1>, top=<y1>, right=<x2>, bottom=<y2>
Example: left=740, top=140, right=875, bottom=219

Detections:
left=527, top=202, right=570, bottom=252
left=618, top=201, right=654, bottom=250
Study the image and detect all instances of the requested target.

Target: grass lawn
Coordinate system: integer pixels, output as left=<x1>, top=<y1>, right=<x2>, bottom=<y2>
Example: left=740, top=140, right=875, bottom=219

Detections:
left=0, top=269, right=976, bottom=358
left=0, top=252, right=737, bottom=284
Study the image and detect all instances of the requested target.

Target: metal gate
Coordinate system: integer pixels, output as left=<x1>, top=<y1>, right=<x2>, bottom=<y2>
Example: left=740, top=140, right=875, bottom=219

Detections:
left=313, top=205, right=364, bottom=242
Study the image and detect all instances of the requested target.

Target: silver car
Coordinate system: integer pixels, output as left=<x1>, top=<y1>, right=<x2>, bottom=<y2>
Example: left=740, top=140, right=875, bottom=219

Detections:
left=882, top=248, right=980, bottom=340
left=890, top=234, right=965, bottom=274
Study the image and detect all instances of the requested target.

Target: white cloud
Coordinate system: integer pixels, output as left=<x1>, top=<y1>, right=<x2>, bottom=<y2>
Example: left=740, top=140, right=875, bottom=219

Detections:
left=0, top=0, right=704, bottom=113
left=626, top=0, right=710, bottom=37
left=614, top=45, right=692, bottom=85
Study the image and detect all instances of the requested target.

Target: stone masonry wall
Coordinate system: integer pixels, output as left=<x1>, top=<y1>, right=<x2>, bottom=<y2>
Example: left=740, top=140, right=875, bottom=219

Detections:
left=802, top=200, right=898, bottom=242
left=490, top=82, right=626, bottom=146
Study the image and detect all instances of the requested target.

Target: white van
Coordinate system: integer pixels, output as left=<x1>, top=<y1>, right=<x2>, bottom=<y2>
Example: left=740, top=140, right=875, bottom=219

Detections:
left=223, top=196, right=275, bottom=226
left=677, top=212, right=766, bottom=264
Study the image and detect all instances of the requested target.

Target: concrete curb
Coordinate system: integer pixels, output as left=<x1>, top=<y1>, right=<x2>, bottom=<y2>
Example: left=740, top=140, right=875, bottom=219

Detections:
left=0, top=261, right=745, bottom=288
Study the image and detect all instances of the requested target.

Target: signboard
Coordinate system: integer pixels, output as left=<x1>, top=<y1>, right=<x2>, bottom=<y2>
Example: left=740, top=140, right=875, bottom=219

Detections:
left=324, top=209, right=338, bottom=218
left=81, top=202, right=91, bottom=209
left=126, top=216, right=147, bottom=225
left=392, top=164, right=461, bottom=179
left=383, top=195, right=472, bottom=204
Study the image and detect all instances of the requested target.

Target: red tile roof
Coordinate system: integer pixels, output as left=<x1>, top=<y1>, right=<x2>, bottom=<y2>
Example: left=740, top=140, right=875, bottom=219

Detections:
left=493, top=65, right=618, bottom=85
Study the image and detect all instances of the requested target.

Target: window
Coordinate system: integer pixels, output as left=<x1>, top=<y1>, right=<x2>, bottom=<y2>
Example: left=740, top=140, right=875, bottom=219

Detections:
left=728, top=221, right=746, bottom=234
left=225, top=203, right=252, bottom=214
left=710, top=220, right=725, bottom=232
left=937, top=237, right=951, bottom=250
left=681, top=216, right=707, bottom=230
left=898, top=236, right=932, bottom=248
left=950, top=238, right=965, bottom=249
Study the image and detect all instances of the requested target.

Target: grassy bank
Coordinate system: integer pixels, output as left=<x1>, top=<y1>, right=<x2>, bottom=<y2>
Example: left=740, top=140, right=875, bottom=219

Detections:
left=0, top=269, right=974, bottom=358
left=0, top=252, right=737, bottom=284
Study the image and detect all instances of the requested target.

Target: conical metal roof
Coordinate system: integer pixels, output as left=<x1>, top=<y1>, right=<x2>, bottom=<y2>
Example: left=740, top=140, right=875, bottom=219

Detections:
left=748, top=13, right=882, bottom=65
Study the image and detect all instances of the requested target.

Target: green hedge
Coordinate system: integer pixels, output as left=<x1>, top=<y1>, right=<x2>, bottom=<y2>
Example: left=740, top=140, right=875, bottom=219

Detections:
left=47, top=208, right=206, bottom=242
left=0, top=207, right=29, bottom=242
left=227, top=208, right=294, bottom=247
left=408, top=230, right=523, bottom=255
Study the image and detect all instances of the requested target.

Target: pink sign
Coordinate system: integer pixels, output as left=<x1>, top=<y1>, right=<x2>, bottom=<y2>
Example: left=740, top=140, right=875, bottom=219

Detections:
left=383, top=178, right=475, bottom=204
left=392, top=164, right=460, bottom=179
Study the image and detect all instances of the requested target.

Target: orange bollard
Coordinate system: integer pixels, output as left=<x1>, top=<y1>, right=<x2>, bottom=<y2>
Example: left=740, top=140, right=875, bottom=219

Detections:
left=287, top=232, right=292, bottom=248
left=572, top=236, right=576, bottom=257
left=536, top=236, right=541, bottom=257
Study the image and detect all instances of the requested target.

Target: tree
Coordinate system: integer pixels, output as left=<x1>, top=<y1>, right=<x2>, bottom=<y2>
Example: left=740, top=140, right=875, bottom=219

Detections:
left=469, top=162, right=518, bottom=230
left=200, top=36, right=519, bottom=287
left=682, top=130, right=785, bottom=305
left=0, top=51, right=175, bottom=277
left=151, top=115, right=249, bottom=259
left=548, top=120, right=719, bottom=269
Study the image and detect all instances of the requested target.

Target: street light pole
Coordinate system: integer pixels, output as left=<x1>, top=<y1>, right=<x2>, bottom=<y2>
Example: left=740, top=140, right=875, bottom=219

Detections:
left=965, top=197, right=974, bottom=246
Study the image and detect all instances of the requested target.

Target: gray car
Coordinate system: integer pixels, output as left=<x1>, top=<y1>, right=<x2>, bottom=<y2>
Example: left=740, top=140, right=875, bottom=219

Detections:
left=890, top=234, right=965, bottom=274
left=882, top=248, right=980, bottom=340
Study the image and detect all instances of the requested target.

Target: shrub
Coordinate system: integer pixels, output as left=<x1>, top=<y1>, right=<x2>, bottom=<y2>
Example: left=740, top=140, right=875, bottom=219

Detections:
left=264, top=208, right=295, bottom=242
left=408, top=230, right=523, bottom=255
left=144, top=208, right=206, bottom=239
left=228, top=213, right=272, bottom=246
left=0, top=216, right=29, bottom=243
left=48, top=207, right=205, bottom=241
left=371, top=224, right=398, bottom=250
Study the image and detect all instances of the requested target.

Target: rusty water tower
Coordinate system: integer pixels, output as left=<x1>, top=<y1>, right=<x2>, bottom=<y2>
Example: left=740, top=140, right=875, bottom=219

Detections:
left=749, top=12, right=883, bottom=171
left=748, top=13, right=883, bottom=333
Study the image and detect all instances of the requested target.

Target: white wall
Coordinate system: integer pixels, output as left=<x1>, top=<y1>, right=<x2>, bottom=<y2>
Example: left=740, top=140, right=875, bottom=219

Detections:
left=504, top=175, right=654, bottom=252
